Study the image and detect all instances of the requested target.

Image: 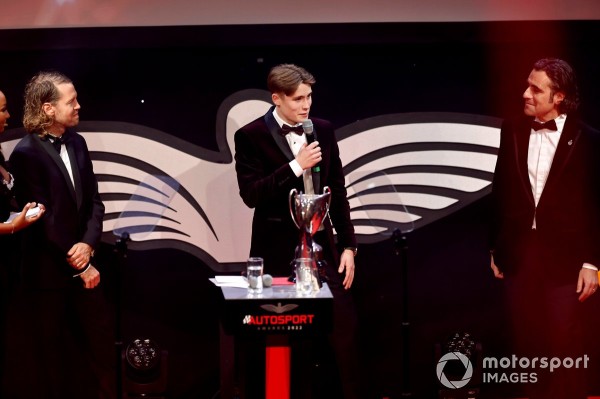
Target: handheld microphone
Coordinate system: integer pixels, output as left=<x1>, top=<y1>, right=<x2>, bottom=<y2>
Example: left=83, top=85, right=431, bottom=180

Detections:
left=302, top=119, right=320, bottom=172
left=302, top=119, right=314, bottom=139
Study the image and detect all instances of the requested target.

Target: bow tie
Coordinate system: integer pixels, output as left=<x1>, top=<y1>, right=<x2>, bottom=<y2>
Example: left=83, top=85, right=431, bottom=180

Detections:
left=532, top=119, right=558, bottom=132
left=280, top=124, right=304, bottom=136
left=44, top=134, right=65, bottom=153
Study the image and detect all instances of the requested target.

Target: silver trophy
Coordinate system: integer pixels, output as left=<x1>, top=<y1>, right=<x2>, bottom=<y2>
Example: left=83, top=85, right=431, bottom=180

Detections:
left=288, top=186, right=331, bottom=290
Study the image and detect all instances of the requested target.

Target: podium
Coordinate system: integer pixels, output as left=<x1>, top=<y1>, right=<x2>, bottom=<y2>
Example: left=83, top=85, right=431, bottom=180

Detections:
left=218, top=283, right=333, bottom=399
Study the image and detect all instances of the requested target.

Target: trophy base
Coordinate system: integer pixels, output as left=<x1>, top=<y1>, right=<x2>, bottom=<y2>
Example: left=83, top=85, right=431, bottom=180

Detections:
left=287, top=259, right=328, bottom=285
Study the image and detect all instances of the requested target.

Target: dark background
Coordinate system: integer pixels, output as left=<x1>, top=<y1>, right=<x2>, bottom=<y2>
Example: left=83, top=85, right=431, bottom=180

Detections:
left=2, top=20, right=600, bottom=398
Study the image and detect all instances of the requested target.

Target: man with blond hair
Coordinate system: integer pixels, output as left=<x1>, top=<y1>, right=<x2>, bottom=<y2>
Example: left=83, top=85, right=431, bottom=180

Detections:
left=7, top=71, right=115, bottom=399
left=235, top=64, right=361, bottom=398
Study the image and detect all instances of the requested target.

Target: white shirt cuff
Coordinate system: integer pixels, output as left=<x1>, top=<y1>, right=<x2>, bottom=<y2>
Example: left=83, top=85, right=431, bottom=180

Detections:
left=289, top=160, right=303, bottom=177
left=2, top=172, right=14, bottom=190
left=582, top=263, right=598, bottom=271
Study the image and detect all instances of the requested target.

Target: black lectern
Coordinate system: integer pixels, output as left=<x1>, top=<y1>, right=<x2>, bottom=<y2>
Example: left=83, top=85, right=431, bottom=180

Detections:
left=218, top=283, right=333, bottom=399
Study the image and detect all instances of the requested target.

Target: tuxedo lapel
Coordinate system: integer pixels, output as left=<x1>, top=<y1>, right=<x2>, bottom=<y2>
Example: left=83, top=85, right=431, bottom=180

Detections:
left=36, top=135, right=77, bottom=204
left=544, top=115, right=580, bottom=191
left=264, top=108, right=294, bottom=161
left=310, top=125, right=321, bottom=194
left=66, top=144, right=83, bottom=209
left=513, top=119, right=535, bottom=205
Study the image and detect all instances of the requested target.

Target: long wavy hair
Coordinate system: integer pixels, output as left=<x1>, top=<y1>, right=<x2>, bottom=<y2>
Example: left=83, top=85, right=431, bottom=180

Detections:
left=23, top=71, right=72, bottom=135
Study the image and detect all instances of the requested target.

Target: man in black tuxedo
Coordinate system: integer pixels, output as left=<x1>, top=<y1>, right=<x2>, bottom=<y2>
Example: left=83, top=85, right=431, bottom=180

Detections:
left=490, top=58, right=600, bottom=399
left=7, top=71, right=115, bottom=399
left=235, top=64, right=361, bottom=398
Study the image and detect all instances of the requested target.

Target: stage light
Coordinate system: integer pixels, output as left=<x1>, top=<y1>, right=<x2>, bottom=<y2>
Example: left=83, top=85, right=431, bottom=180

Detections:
left=122, top=337, right=168, bottom=398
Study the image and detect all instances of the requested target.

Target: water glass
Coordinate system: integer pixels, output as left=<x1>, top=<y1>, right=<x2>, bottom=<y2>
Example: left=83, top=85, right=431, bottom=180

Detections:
left=247, top=257, right=264, bottom=295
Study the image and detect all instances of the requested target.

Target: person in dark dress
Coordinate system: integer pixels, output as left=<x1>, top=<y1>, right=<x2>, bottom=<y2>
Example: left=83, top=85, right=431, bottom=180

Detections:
left=0, top=88, right=45, bottom=390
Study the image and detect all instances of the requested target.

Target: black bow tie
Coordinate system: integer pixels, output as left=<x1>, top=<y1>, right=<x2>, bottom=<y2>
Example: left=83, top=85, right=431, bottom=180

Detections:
left=280, top=124, right=304, bottom=136
left=45, top=134, right=65, bottom=153
left=532, top=119, right=558, bottom=132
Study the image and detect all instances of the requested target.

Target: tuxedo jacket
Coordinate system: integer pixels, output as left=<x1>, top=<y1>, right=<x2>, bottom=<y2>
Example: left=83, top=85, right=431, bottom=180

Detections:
left=9, top=130, right=105, bottom=288
left=234, top=107, right=356, bottom=276
left=490, top=114, right=600, bottom=283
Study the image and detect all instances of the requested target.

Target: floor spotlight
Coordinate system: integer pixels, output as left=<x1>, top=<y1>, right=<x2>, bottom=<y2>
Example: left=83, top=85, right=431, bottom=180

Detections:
left=122, top=338, right=168, bottom=398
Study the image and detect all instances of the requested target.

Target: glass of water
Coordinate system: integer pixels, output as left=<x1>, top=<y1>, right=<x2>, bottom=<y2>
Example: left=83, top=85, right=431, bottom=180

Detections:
left=247, top=257, right=264, bottom=295
left=295, top=258, right=313, bottom=295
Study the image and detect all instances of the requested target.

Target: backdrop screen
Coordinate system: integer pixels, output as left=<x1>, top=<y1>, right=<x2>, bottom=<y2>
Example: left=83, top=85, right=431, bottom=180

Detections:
left=1, top=0, right=600, bottom=29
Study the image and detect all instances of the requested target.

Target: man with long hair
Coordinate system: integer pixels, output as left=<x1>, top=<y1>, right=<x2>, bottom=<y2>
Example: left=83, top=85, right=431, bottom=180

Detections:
left=490, top=58, right=600, bottom=398
left=7, top=71, right=115, bottom=399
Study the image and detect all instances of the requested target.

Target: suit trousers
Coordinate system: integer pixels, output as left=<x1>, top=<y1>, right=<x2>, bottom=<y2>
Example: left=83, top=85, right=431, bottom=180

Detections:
left=1, top=280, right=116, bottom=399
left=504, top=230, right=587, bottom=399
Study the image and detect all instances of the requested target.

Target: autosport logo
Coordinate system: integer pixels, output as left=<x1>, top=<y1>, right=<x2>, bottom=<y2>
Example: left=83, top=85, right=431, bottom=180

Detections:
left=242, top=302, right=316, bottom=330
left=436, top=352, right=474, bottom=389
left=242, top=314, right=315, bottom=326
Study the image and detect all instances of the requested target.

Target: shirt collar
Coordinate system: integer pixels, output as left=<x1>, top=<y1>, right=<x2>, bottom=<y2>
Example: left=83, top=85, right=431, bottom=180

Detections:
left=272, top=108, right=302, bottom=130
left=533, top=114, right=567, bottom=133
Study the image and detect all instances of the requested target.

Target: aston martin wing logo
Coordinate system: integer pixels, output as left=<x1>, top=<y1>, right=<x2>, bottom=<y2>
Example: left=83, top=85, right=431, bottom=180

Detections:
left=260, top=303, right=299, bottom=314
left=337, top=112, right=501, bottom=242
left=0, top=89, right=500, bottom=271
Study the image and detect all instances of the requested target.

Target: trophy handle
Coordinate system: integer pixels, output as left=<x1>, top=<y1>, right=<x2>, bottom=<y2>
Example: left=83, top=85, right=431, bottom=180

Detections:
left=323, top=186, right=332, bottom=218
left=289, top=188, right=300, bottom=229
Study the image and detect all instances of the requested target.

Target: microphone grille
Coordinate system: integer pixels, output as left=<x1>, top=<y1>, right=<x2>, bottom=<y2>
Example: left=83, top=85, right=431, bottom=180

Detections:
left=302, top=119, right=314, bottom=135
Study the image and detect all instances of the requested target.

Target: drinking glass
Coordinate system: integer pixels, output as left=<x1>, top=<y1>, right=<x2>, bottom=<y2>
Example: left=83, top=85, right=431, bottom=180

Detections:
left=247, top=257, right=264, bottom=295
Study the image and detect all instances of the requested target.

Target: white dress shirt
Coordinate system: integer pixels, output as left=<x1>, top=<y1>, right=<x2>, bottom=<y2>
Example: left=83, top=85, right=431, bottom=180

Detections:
left=528, top=114, right=566, bottom=209
left=272, top=110, right=315, bottom=194
left=50, top=136, right=75, bottom=187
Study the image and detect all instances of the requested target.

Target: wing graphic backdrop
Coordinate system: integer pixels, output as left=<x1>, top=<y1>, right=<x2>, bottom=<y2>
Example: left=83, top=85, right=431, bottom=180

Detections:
left=0, top=89, right=501, bottom=272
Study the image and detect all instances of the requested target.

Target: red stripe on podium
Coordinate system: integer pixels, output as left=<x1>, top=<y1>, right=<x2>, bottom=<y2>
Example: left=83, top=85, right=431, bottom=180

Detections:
left=265, top=343, right=291, bottom=399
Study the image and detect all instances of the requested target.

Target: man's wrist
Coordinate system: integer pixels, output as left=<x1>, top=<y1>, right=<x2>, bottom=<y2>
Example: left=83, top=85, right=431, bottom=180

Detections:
left=582, top=263, right=598, bottom=271
left=73, top=263, right=91, bottom=278
left=344, top=247, right=357, bottom=257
